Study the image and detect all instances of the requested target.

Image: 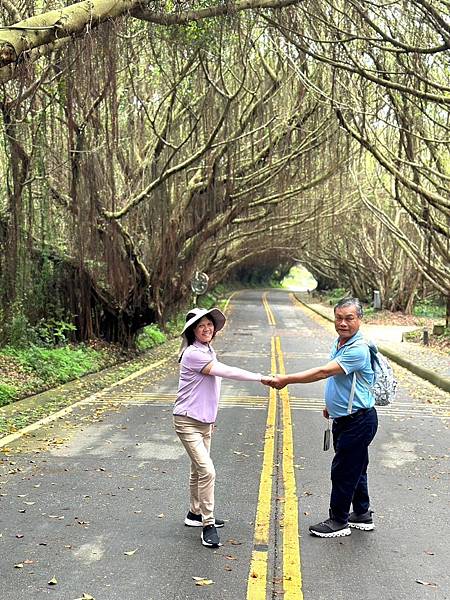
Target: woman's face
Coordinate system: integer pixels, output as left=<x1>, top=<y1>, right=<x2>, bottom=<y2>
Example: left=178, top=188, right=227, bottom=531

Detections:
left=193, top=317, right=215, bottom=344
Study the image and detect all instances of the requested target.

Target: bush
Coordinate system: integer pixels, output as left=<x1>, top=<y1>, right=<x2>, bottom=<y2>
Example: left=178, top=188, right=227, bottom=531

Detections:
left=3, top=311, right=39, bottom=347
left=0, top=307, right=76, bottom=348
left=0, top=383, right=19, bottom=407
left=321, top=288, right=349, bottom=305
left=35, top=318, right=77, bottom=347
left=413, top=300, right=445, bottom=319
left=3, top=345, right=100, bottom=386
left=165, top=313, right=186, bottom=338
left=136, top=324, right=167, bottom=351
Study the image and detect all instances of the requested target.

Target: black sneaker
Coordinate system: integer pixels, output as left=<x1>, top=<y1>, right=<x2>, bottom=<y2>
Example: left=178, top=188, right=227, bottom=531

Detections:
left=201, top=524, right=222, bottom=547
left=348, top=510, right=374, bottom=531
left=184, top=511, right=225, bottom=528
left=309, top=517, right=351, bottom=538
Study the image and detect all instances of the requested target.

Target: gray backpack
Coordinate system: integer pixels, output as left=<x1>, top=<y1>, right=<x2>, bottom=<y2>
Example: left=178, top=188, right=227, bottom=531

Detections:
left=347, top=340, right=397, bottom=413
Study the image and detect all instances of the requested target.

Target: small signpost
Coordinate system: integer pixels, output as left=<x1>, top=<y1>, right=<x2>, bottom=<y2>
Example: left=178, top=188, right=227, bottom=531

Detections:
left=190, top=271, right=209, bottom=306
left=373, top=290, right=381, bottom=310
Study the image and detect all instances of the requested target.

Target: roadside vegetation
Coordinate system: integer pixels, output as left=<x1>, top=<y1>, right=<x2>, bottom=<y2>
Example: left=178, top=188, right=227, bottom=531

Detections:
left=0, top=286, right=231, bottom=408
left=315, top=288, right=449, bottom=353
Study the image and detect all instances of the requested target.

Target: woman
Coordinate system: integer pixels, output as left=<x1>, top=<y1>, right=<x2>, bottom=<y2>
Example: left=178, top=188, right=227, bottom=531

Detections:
left=173, top=307, right=271, bottom=548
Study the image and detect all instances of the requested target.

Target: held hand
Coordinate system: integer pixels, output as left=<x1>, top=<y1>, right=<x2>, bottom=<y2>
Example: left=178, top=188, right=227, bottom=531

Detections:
left=271, top=375, right=287, bottom=390
left=323, top=407, right=329, bottom=419
left=261, top=375, right=288, bottom=389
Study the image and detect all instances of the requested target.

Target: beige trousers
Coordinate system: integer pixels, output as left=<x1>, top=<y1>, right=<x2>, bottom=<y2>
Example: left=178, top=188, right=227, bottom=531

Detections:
left=173, top=415, right=216, bottom=526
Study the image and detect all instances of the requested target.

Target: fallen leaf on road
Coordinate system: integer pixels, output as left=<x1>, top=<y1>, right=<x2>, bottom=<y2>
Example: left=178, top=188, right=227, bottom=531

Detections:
left=124, top=550, right=137, bottom=556
left=225, top=555, right=237, bottom=560
left=48, top=577, right=58, bottom=585
left=14, top=563, right=24, bottom=569
left=424, top=550, right=435, bottom=555
left=228, top=539, right=242, bottom=545
left=157, top=513, right=164, bottom=518
left=192, top=577, right=214, bottom=586
left=416, top=580, right=437, bottom=587
left=74, top=594, right=95, bottom=600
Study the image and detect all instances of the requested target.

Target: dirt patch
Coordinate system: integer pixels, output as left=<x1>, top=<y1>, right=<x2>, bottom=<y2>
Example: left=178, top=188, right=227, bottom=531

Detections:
left=402, top=328, right=450, bottom=354
left=364, top=310, right=436, bottom=327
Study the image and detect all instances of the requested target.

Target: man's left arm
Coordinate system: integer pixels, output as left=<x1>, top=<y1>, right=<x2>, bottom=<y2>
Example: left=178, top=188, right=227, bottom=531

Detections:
left=271, top=360, right=344, bottom=389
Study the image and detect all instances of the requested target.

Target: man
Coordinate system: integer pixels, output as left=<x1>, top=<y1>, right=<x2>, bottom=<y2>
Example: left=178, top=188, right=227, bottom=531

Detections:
left=271, top=298, right=378, bottom=538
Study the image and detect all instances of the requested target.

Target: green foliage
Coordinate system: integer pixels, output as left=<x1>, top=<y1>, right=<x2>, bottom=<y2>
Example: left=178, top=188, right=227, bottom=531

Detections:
left=3, top=345, right=100, bottom=387
left=322, top=288, right=349, bottom=305
left=413, top=300, right=446, bottom=318
left=35, top=318, right=77, bottom=347
left=161, top=15, right=224, bottom=52
left=6, top=311, right=36, bottom=347
left=0, top=302, right=76, bottom=348
left=197, top=292, right=218, bottom=308
left=165, top=312, right=187, bottom=338
left=136, top=324, right=167, bottom=351
left=0, top=383, right=18, bottom=407
left=229, top=267, right=282, bottom=287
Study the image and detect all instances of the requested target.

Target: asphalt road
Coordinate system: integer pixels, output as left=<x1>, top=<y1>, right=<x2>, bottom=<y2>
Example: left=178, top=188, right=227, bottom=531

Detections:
left=0, top=290, right=449, bottom=600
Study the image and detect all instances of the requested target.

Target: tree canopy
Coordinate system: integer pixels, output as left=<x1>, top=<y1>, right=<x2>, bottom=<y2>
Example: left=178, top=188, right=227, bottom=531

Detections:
left=1, top=0, right=449, bottom=344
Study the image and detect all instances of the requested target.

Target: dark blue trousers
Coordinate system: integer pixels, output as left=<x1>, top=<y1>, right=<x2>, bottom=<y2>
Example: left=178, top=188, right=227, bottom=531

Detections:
left=330, top=407, right=378, bottom=523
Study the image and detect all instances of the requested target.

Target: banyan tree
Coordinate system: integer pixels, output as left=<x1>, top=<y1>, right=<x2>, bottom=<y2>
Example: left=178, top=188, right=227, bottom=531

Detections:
left=0, top=0, right=449, bottom=345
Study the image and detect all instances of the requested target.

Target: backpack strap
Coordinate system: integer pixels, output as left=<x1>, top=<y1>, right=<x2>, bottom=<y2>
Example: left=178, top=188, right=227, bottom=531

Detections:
left=347, top=372, right=357, bottom=414
left=346, top=339, right=376, bottom=414
left=340, top=336, right=378, bottom=415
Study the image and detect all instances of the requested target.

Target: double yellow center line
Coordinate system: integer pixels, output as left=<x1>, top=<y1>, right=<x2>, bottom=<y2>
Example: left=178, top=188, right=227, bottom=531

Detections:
left=247, top=295, right=303, bottom=599
left=262, top=292, right=276, bottom=325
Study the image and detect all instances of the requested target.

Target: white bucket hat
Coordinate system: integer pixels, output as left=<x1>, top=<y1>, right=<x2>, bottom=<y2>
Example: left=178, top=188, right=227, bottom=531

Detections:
left=178, top=307, right=226, bottom=360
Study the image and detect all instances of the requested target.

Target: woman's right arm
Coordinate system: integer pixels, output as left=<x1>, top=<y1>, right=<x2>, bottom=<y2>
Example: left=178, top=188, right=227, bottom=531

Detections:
left=202, top=360, right=262, bottom=382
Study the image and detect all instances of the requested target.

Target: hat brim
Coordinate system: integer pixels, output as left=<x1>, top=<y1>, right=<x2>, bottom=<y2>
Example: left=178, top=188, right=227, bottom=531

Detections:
left=178, top=307, right=226, bottom=362
left=181, top=308, right=226, bottom=336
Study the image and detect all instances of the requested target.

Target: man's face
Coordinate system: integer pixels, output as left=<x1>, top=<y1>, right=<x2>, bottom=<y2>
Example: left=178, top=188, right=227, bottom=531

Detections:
left=334, top=305, right=361, bottom=342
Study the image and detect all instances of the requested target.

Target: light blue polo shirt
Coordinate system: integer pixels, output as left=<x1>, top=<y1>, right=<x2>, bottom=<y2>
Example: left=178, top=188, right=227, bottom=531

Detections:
left=324, top=331, right=375, bottom=418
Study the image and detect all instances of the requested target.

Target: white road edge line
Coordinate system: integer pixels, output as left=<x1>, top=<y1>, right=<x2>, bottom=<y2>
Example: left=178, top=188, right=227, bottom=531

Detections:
left=0, top=357, right=170, bottom=449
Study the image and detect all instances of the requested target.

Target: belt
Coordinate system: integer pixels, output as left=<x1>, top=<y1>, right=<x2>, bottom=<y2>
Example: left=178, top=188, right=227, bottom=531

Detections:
left=334, top=407, right=371, bottom=422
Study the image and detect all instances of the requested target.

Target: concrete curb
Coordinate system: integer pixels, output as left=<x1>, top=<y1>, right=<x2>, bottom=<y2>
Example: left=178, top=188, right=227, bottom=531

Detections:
left=293, top=293, right=450, bottom=395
